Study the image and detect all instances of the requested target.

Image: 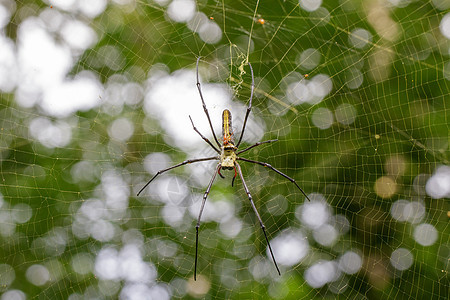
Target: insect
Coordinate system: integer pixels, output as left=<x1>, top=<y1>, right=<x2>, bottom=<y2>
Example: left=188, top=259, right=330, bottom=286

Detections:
left=137, top=57, right=311, bottom=280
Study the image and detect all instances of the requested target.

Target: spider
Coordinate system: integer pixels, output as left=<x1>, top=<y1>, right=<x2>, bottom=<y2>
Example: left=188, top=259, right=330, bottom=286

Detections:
left=137, top=57, right=311, bottom=280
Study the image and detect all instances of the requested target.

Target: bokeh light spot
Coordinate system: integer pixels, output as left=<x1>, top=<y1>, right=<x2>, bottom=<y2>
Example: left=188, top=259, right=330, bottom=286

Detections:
left=300, top=0, right=322, bottom=12
left=403, top=201, right=425, bottom=224
left=338, top=251, right=362, bottom=274
left=167, top=0, right=196, bottom=23
left=78, top=0, right=107, bottom=18
left=334, top=103, right=357, bottom=125
left=199, top=21, right=222, bottom=44
left=144, top=152, right=171, bottom=176
left=11, top=203, right=32, bottom=224
left=432, top=0, right=450, bottom=10
left=426, top=165, right=450, bottom=199
left=384, top=155, right=407, bottom=177
left=26, top=264, right=50, bottom=286
left=109, top=118, right=134, bottom=142
left=390, top=199, right=409, bottom=222
left=271, top=230, right=309, bottom=267
left=390, top=248, right=413, bottom=271
left=349, top=28, right=372, bottom=49
left=187, top=275, right=211, bottom=297
left=296, top=195, right=331, bottom=229
left=0, top=290, right=26, bottom=300
left=305, top=260, right=339, bottom=288
left=414, top=223, right=438, bottom=246
left=0, top=264, right=15, bottom=288
left=29, top=117, right=72, bottom=148
left=374, top=176, right=397, bottom=198
left=312, top=107, right=334, bottom=129
left=345, top=68, right=364, bottom=89
left=297, top=48, right=321, bottom=70
left=313, top=224, right=338, bottom=247
left=439, top=13, right=450, bottom=39
left=71, top=253, right=94, bottom=275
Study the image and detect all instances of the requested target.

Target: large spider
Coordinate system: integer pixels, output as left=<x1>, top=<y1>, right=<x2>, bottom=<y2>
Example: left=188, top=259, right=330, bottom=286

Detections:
left=137, top=58, right=311, bottom=280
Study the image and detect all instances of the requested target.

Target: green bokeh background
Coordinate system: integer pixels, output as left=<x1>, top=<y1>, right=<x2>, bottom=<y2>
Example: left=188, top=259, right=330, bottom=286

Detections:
left=0, top=0, right=449, bottom=299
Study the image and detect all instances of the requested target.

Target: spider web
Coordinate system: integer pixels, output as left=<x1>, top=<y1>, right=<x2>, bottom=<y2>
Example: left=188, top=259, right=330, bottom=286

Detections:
left=0, top=0, right=449, bottom=299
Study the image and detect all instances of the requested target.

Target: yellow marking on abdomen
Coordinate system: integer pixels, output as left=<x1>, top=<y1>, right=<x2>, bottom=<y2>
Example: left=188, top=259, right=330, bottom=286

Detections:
left=222, top=109, right=233, bottom=142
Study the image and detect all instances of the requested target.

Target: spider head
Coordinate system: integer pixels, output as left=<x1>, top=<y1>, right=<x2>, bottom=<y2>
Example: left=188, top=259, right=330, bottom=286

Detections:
left=223, top=144, right=237, bottom=152
left=223, top=135, right=233, bottom=146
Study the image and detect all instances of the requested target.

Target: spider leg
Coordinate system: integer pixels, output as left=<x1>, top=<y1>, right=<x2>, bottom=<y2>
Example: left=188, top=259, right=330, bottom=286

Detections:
left=236, top=139, right=278, bottom=155
left=236, top=62, right=254, bottom=148
left=189, top=115, right=220, bottom=153
left=195, top=163, right=221, bottom=280
left=217, top=166, right=237, bottom=185
left=218, top=166, right=225, bottom=178
left=136, top=156, right=219, bottom=196
left=196, top=57, right=221, bottom=148
left=235, top=162, right=281, bottom=275
left=231, top=166, right=237, bottom=187
left=237, top=157, right=311, bottom=201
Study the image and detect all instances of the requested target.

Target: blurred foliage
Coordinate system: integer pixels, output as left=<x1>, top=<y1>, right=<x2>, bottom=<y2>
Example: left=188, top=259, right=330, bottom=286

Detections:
left=0, top=0, right=449, bottom=299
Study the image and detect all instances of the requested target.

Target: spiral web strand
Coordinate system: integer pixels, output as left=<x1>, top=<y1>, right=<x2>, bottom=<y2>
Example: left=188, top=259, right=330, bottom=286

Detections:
left=0, top=0, right=448, bottom=299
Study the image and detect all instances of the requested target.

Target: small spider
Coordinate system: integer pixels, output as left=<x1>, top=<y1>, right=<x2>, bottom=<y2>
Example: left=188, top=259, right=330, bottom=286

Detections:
left=137, top=57, right=311, bottom=280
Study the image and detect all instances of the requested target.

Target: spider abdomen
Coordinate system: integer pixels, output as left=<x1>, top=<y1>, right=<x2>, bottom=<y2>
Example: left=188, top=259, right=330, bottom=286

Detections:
left=222, top=109, right=234, bottom=145
left=221, top=109, right=237, bottom=168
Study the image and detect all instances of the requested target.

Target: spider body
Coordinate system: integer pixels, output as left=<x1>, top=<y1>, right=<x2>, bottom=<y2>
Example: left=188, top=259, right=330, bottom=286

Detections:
left=220, top=109, right=237, bottom=170
left=137, top=57, right=311, bottom=280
